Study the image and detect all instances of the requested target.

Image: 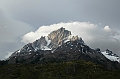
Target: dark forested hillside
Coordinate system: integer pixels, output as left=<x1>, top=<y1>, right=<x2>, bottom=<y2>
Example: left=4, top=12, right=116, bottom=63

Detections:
left=0, top=60, right=120, bottom=79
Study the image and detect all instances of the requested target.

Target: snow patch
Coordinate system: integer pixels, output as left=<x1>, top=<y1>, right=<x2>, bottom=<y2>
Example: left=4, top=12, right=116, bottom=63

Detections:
left=35, top=47, right=39, bottom=51
left=42, top=46, right=51, bottom=50
left=45, top=36, right=51, bottom=46
left=64, top=35, right=72, bottom=43
left=102, top=51, right=120, bottom=62
left=40, top=36, right=51, bottom=50
left=17, top=49, right=21, bottom=53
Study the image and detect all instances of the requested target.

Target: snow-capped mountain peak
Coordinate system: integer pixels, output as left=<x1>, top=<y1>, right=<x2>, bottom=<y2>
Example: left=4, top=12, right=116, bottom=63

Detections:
left=102, top=49, right=120, bottom=62
left=9, top=27, right=120, bottom=65
left=11, top=27, right=84, bottom=56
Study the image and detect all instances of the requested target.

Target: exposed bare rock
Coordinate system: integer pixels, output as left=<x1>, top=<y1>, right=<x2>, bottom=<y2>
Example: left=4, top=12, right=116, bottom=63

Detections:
left=48, top=27, right=71, bottom=49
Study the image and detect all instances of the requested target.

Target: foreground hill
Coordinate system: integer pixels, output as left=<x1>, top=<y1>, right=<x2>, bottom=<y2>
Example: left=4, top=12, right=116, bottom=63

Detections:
left=0, top=60, right=120, bottom=79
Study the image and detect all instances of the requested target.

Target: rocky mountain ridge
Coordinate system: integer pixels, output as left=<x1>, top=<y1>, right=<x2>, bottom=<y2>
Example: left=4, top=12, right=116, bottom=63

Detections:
left=8, top=27, right=120, bottom=69
left=11, top=27, right=84, bottom=57
left=102, top=49, right=120, bottom=62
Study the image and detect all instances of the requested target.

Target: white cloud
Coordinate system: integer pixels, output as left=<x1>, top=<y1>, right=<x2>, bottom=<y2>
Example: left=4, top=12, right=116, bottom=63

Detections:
left=22, top=22, right=120, bottom=56
left=104, top=26, right=111, bottom=31
left=22, top=22, right=117, bottom=43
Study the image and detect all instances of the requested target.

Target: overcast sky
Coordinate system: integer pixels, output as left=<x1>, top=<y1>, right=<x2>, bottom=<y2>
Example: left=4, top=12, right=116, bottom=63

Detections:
left=0, top=0, right=120, bottom=59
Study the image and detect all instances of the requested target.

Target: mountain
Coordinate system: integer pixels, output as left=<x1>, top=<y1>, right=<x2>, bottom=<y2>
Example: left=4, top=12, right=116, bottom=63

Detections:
left=8, top=27, right=120, bottom=69
left=102, top=49, right=120, bottom=62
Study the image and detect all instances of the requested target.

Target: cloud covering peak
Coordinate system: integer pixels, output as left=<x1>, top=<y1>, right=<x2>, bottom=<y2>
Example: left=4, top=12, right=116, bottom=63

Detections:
left=22, top=22, right=120, bottom=56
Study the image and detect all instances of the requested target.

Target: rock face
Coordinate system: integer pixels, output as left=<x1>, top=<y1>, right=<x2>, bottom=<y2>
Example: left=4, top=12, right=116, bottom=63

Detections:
left=8, top=27, right=120, bottom=69
left=48, top=27, right=71, bottom=50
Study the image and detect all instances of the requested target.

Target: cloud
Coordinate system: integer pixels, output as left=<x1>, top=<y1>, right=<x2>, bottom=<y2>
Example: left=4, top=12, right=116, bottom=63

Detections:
left=104, top=26, right=111, bottom=31
left=22, top=22, right=120, bottom=56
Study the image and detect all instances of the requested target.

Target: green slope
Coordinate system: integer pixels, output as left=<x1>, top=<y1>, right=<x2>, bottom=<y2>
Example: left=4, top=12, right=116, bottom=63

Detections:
left=0, top=60, right=120, bottom=79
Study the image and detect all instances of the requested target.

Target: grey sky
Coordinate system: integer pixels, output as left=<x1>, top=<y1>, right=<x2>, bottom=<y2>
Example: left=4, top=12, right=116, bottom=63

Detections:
left=0, top=0, right=120, bottom=59
left=0, top=0, right=120, bottom=28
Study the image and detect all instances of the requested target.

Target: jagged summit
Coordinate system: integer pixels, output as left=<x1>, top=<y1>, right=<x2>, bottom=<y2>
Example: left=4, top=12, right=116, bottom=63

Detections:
left=47, top=27, right=71, bottom=49
left=11, top=27, right=84, bottom=57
